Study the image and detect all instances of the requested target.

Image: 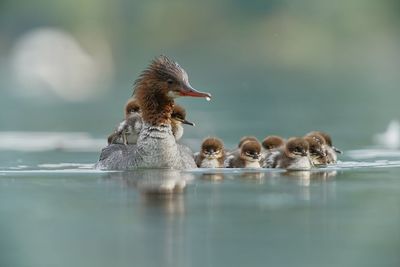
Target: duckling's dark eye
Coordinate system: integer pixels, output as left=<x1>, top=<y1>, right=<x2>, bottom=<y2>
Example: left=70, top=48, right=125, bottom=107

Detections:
left=167, top=79, right=174, bottom=85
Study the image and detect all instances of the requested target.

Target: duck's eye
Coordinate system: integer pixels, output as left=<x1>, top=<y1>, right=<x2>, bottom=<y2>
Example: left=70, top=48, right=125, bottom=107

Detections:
left=167, top=79, right=174, bottom=85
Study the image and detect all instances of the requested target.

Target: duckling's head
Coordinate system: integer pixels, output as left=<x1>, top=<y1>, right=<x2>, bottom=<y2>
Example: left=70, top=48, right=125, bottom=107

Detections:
left=124, top=98, right=141, bottom=118
left=201, top=137, right=224, bottom=159
left=240, top=140, right=262, bottom=162
left=305, top=132, right=327, bottom=146
left=304, top=136, right=326, bottom=158
left=238, top=136, right=259, bottom=148
left=133, top=55, right=211, bottom=100
left=313, top=131, right=342, bottom=153
left=171, top=104, right=195, bottom=140
left=262, top=135, right=285, bottom=151
left=171, top=104, right=195, bottom=126
left=285, top=137, right=309, bottom=159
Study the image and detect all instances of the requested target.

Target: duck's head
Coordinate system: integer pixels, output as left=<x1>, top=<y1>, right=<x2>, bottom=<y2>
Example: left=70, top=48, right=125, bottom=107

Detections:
left=305, top=131, right=326, bottom=146
left=124, top=98, right=141, bottom=118
left=307, top=131, right=342, bottom=154
left=238, top=136, right=259, bottom=148
left=134, top=55, right=211, bottom=100
left=262, top=135, right=285, bottom=151
left=304, top=136, right=326, bottom=159
left=285, top=137, right=309, bottom=159
left=240, top=140, right=262, bottom=162
left=171, top=104, right=195, bottom=126
left=171, top=104, right=195, bottom=141
left=201, top=137, right=224, bottom=160
left=133, top=55, right=211, bottom=125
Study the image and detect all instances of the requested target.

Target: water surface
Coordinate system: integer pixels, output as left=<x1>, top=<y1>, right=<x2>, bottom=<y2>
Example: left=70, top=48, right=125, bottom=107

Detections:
left=1, top=150, right=400, bottom=267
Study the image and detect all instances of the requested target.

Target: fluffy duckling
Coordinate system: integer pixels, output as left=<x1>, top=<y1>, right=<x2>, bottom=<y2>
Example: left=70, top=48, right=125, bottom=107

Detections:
left=108, top=103, right=195, bottom=145
left=266, top=137, right=312, bottom=170
left=260, top=135, right=286, bottom=167
left=306, top=131, right=341, bottom=163
left=171, top=104, right=195, bottom=141
left=96, top=55, right=211, bottom=170
left=107, top=98, right=142, bottom=145
left=195, top=137, right=225, bottom=168
left=225, top=140, right=262, bottom=168
left=304, top=136, right=328, bottom=166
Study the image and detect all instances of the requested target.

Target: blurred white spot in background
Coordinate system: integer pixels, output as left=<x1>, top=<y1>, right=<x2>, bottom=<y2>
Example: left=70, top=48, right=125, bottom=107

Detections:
left=0, top=131, right=105, bottom=152
left=373, top=120, right=400, bottom=149
left=10, top=27, right=114, bottom=102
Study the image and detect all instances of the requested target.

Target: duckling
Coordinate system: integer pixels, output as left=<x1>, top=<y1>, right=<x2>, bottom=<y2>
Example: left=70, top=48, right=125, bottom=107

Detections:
left=304, top=136, right=328, bottom=166
left=265, top=137, right=312, bottom=170
left=195, top=137, right=225, bottom=168
left=108, top=103, right=195, bottom=146
left=225, top=140, right=262, bottom=168
left=260, top=135, right=285, bottom=167
left=171, top=104, right=195, bottom=141
left=306, top=131, right=341, bottom=163
left=96, top=55, right=211, bottom=170
left=107, top=98, right=142, bottom=145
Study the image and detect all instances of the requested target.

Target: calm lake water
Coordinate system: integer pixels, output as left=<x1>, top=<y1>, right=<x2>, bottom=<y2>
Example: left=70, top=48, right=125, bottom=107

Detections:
left=1, top=150, right=400, bottom=267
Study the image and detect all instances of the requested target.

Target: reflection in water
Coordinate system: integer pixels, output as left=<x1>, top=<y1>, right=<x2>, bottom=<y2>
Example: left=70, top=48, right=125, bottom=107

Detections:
left=201, top=173, right=225, bottom=181
left=239, top=171, right=265, bottom=181
left=107, top=169, right=193, bottom=194
left=282, top=170, right=338, bottom=184
left=281, top=170, right=338, bottom=202
left=106, top=169, right=191, bottom=267
left=103, top=168, right=338, bottom=267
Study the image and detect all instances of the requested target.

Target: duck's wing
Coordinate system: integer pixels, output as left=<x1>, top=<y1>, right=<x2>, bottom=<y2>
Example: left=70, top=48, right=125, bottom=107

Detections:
left=178, top=144, right=197, bottom=169
left=264, top=150, right=281, bottom=168
left=96, top=144, right=142, bottom=170
left=224, top=154, right=235, bottom=168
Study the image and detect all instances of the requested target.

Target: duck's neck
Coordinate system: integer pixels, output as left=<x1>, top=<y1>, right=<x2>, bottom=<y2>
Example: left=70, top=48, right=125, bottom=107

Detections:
left=137, top=86, right=174, bottom=126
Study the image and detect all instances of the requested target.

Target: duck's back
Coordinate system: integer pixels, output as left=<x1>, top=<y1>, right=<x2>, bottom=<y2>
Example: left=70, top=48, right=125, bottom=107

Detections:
left=96, top=124, right=196, bottom=170
left=96, top=144, right=142, bottom=170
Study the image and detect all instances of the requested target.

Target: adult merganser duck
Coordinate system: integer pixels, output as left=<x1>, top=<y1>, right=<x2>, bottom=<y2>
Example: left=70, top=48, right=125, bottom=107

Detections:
left=108, top=102, right=194, bottom=145
left=265, top=137, right=312, bottom=170
left=194, top=137, right=225, bottom=168
left=225, top=140, right=262, bottom=168
left=306, top=131, right=341, bottom=164
left=96, top=55, right=211, bottom=170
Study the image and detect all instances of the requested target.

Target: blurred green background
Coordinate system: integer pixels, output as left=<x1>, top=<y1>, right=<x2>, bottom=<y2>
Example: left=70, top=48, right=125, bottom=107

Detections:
left=1, top=0, right=400, bottom=149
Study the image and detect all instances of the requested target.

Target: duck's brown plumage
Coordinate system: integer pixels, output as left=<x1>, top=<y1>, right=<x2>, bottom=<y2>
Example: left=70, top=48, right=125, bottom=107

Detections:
left=238, top=136, right=259, bottom=148
left=124, top=98, right=140, bottom=118
left=195, top=137, right=225, bottom=168
left=226, top=140, right=262, bottom=168
left=262, top=135, right=285, bottom=151
left=133, top=56, right=189, bottom=125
